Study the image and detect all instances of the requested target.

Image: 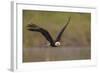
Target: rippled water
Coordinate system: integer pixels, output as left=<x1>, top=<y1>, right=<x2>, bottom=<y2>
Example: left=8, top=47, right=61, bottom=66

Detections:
left=23, top=46, right=90, bottom=62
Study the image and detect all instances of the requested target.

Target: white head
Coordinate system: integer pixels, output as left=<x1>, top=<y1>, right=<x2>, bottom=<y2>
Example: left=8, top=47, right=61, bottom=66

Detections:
left=55, top=42, right=61, bottom=46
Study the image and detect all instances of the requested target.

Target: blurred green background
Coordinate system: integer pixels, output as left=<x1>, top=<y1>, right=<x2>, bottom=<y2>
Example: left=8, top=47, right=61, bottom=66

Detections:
left=23, top=10, right=91, bottom=62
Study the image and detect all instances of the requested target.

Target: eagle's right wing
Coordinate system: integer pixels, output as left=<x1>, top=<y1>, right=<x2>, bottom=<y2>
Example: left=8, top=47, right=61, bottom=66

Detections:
left=27, top=24, right=55, bottom=46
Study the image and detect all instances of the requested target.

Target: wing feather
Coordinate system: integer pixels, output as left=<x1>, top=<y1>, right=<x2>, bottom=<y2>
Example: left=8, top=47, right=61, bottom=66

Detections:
left=27, top=24, right=55, bottom=46
left=55, top=16, right=71, bottom=42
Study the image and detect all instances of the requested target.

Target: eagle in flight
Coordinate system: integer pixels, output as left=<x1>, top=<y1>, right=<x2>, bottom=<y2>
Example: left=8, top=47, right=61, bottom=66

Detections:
left=27, top=16, right=71, bottom=47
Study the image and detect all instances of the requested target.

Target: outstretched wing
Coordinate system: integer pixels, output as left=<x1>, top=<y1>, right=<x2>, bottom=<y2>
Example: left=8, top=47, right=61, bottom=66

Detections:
left=27, top=24, right=55, bottom=46
left=55, top=16, right=71, bottom=42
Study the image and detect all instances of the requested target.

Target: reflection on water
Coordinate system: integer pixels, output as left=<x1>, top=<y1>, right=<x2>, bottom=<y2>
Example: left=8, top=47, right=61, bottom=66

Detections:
left=23, top=46, right=90, bottom=62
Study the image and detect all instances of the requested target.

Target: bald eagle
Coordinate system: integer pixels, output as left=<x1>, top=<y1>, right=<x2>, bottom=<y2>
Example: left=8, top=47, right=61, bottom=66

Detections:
left=27, top=16, right=71, bottom=47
